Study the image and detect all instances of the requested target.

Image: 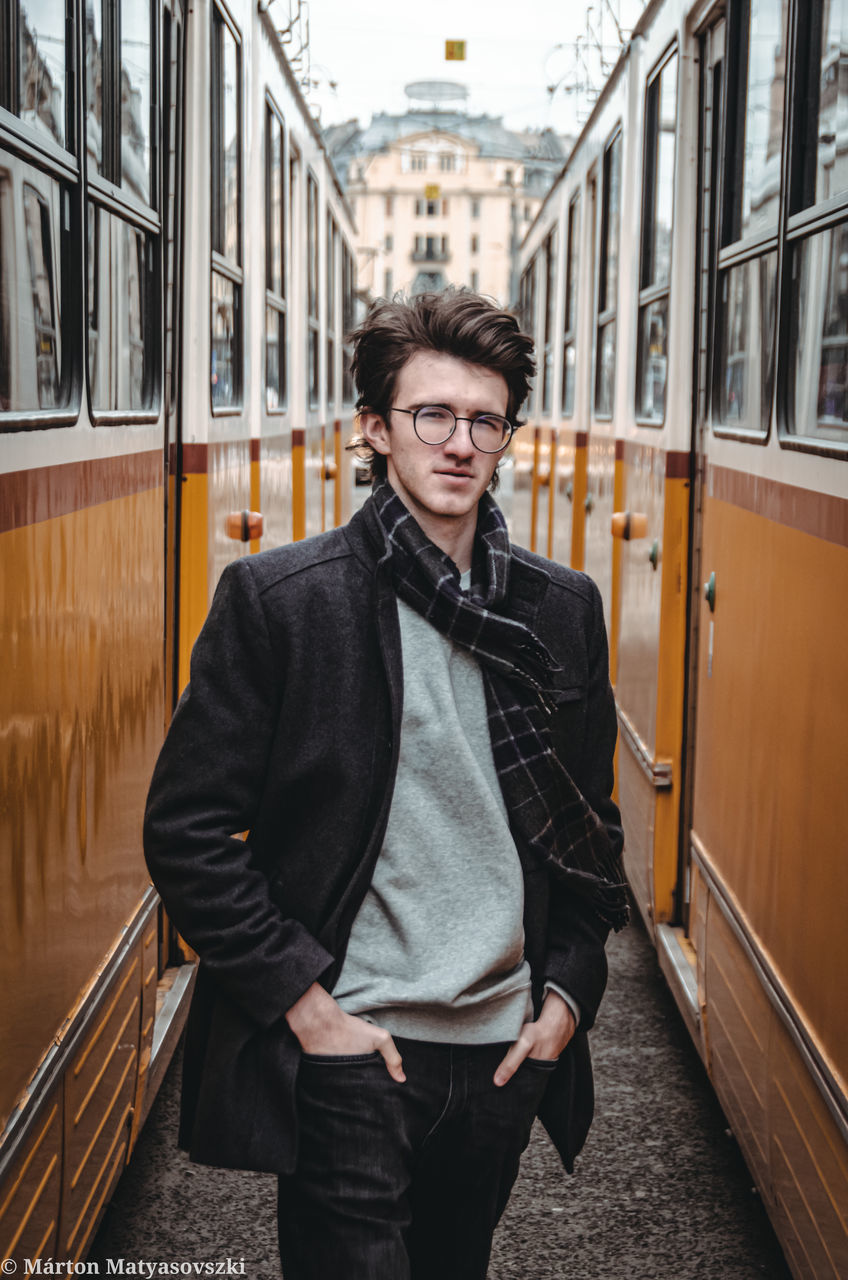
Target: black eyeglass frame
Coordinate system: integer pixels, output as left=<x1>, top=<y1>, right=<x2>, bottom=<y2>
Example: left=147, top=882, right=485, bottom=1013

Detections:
left=388, top=405, right=516, bottom=453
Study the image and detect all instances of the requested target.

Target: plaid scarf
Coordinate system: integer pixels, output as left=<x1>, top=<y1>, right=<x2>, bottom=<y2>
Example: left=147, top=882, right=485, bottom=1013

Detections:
left=364, top=480, right=630, bottom=932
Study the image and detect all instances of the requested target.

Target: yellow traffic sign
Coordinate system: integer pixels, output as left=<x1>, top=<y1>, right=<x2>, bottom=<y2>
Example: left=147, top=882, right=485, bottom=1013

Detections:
left=445, top=40, right=466, bottom=60
left=425, top=184, right=441, bottom=199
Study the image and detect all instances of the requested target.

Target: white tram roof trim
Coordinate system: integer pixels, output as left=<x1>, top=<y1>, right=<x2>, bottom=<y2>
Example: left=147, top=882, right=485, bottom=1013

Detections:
left=257, top=5, right=354, bottom=225
left=520, top=34, right=636, bottom=251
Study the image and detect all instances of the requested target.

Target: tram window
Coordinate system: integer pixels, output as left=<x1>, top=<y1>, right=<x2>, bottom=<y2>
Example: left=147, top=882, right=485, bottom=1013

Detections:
left=542, top=229, right=557, bottom=415
left=87, top=206, right=153, bottom=411
left=211, top=9, right=240, bottom=263
left=327, top=212, right=338, bottom=406
left=781, top=5, right=848, bottom=447
left=519, top=258, right=537, bottom=344
left=307, top=171, right=320, bottom=408
left=562, top=193, right=580, bottom=417
left=211, top=4, right=242, bottom=409
left=22, top=184, right=60, bottom=406
left=715, top=253, right=777, bottom=432
left=86, top=2, right=104, bottom=171
left=788, top=223, right=848, bottom=444
left=211, top=272, right=240, bottom=408
left=724, top=0, right=788, bottom=246
left=0, top=170, right=77, bottom=418
left=85, top=1, right=155, bottom=201
left=342, top=242, right=355, bottom=403
left=18, top=0, right=67, bottom=147
left=265, top=102, right=286, bottom=411
left=595, top=128, right=622, bottom=418
left=794, top=5, right=848, bottom=209
left=120, top=0, right=153, bottom=207
left=636, top=51, right=677, bottom=424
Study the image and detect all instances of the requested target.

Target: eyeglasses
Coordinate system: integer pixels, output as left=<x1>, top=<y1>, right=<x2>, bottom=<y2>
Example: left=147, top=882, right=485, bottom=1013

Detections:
left=390, top=405, right=515, bottom=454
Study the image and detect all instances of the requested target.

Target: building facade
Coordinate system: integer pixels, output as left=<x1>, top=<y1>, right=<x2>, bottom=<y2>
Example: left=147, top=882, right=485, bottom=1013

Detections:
left=325, top=85, right=569, bottom=308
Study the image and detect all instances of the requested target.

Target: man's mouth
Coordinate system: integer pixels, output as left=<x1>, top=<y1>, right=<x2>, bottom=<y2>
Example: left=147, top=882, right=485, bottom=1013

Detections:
left=436, top=468, right=474, bottom=479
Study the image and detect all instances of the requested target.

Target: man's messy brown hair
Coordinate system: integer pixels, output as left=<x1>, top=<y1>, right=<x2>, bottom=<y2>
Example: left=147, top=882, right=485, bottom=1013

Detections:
left=347, top=288, right=536, bottom=484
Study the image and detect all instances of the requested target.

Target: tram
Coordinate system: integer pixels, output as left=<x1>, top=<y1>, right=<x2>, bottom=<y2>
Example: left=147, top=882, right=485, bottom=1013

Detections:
left=515, top=1, right=848, bottom=1275
left=0, top=0, right=356, bottom=1262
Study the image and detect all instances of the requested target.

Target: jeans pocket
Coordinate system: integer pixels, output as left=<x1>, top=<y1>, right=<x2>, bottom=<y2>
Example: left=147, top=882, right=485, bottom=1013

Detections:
left=524, top=1056, right=559, bottom=1071
left=300, top=1050, right=383, bottom=1065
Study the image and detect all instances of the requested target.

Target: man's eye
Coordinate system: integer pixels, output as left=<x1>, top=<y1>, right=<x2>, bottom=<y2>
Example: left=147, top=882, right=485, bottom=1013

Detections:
left=419, top=407, right=452, bottom=422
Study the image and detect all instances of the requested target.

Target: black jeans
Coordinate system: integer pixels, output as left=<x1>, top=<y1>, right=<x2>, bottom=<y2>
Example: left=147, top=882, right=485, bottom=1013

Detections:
left=277, top=1037, right=556, bottom=1280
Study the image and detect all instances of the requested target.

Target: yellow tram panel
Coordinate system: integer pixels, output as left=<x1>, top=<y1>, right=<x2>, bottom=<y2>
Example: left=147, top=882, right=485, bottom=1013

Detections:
left=0, top=476, right=163, bottom=1133
left=691, top=487, right=848, bottom=1079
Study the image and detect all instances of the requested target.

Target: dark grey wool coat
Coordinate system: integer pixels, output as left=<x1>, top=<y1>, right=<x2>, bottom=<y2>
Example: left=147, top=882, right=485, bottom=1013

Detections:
left=143, top=503, right=623, bottom=1176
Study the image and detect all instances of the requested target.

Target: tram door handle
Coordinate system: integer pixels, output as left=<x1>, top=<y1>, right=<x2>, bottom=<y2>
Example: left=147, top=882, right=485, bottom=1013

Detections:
left=704, top=571, right=717, bottom=678
left=226, top=510, right=264, bottom=541
left=611, top=511, right=648, bottom=540
left=704, top=571, right=716, bottom=612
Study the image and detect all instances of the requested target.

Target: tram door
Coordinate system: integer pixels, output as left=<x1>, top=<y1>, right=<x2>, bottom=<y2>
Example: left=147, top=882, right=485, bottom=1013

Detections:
left=677, top=17, right=725, bottom=984
left=159, top=0, right=187, bottom=972
left=162, top=0, right=186, bottom=717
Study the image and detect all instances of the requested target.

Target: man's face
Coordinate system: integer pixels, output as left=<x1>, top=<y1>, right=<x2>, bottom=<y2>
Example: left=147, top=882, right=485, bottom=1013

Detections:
left=361, top=351, right=509, bottom=539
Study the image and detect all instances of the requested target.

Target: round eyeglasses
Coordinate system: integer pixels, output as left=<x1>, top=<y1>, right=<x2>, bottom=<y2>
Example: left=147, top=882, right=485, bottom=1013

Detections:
left=390, top=405, right=515, bottom=454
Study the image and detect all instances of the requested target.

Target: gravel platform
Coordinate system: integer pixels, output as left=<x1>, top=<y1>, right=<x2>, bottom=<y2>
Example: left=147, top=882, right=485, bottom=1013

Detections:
left=88, top=914, right=791, bottom=1278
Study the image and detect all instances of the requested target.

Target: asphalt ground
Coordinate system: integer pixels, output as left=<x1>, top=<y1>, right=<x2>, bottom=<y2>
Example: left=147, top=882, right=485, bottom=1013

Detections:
left=88, top=913, right=792, bottom=1279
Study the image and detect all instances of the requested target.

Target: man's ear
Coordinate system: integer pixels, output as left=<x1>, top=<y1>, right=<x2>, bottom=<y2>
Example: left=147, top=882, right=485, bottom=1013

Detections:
left=359, top=409, right=391, bottom=457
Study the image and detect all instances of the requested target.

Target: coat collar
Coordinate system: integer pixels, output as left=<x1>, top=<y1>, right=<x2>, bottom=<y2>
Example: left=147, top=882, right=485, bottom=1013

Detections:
left=344, top=504, right=550, bottom=631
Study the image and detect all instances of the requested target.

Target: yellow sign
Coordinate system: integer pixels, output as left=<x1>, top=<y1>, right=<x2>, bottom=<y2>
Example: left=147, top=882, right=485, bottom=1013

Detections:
left=425, top=184, right=441, bottom=199
left=445, top=40, right=466, bottom=60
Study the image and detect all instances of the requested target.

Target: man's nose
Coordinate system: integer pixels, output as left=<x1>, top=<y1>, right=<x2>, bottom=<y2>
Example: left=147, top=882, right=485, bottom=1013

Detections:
left=445, top=418, right=475, bottom=455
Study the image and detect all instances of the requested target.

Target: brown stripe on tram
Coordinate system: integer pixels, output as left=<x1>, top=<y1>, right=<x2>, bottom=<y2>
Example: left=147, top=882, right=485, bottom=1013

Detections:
left=181, top=443, right=209, bottom=474
left=707, top=464, right=848, bottom=548
left=0, top=450, right=162, bottom=534
left=665, top=451, right=690, bottom=479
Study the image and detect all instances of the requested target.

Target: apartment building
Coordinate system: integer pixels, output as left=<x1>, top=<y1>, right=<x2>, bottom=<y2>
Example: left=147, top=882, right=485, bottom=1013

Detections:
left=325, top=83, right=568, bottom=307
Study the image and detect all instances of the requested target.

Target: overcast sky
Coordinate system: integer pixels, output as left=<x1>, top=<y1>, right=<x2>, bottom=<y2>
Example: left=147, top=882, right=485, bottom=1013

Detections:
left=295, top=0, right=646, bottom=136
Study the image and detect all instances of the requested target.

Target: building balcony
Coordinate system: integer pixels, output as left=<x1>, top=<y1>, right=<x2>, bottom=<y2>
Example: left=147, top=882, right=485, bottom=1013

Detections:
left=411, top=249, right=451, bottom=262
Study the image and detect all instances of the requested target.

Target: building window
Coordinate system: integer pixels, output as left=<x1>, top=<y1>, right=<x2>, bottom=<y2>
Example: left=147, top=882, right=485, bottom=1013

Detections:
left=439, top=154, right=456, bottom=172
left=504, top=168, right=514, bottom=185
left=385, top=233, right=393, bottom=251
left=471, top=234, right=479, bottom=254
left=471, top=198, right=481, bottom=218
left=385, top=195, right=394, bottom=216
left=411, top=152, right=427, bottom=171
left=595, top=128, right=622, bottom=417
left=562, top=193, right=580, bottom=417
left=470, top=269, right=479, bottom=291
left=413, top=235, right=447, bottom=261
left=210, top=4, right=242, bottom=409
left=265, top=101, right=287, bottom=411
left=636, top=49, right=678, bottom=424
left=384, top=268, right=393, bottom=296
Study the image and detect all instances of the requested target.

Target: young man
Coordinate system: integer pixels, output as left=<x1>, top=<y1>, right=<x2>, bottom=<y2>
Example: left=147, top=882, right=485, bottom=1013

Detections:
left=143, top=289, right=628, bottom=1279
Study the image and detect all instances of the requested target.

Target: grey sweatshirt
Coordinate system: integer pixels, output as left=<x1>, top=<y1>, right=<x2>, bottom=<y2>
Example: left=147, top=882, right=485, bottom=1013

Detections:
left=334, top=583, right=535, bottom=1042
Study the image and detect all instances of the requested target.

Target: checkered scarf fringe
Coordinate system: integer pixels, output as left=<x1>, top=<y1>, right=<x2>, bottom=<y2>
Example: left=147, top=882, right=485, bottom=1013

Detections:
left=365, top=480, right=630, bottom=932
